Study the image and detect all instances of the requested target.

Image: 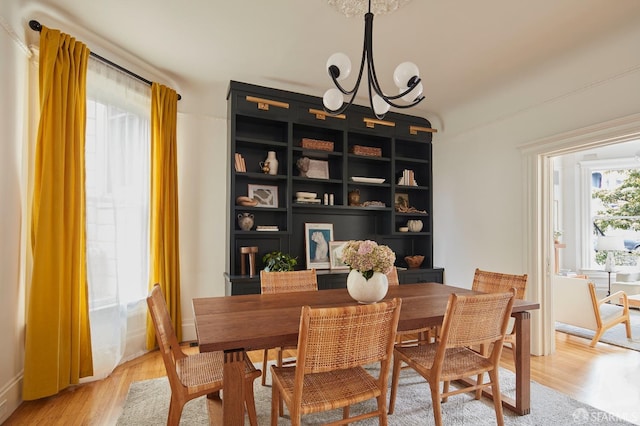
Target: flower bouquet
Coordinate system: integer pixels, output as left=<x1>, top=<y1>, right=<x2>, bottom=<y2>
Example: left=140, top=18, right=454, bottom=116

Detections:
left=340, top=240, right=396, bottom=280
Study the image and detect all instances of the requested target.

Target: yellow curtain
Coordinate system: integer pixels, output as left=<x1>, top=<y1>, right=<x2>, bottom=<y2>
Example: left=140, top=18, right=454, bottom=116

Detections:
left=146, top=82, right=182, bottom=349
left=23, top=26, right=93, bottom=400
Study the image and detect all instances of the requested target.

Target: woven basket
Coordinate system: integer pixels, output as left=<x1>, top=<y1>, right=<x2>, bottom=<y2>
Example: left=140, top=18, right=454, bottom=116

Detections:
left=350, top=145, right=382, bottom=157
left=301, top=138, right=334, bottom=151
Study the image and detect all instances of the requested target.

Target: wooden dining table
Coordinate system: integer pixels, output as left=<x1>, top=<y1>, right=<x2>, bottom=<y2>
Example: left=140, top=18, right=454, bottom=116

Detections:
left=192, top=282, right=540, bottom=424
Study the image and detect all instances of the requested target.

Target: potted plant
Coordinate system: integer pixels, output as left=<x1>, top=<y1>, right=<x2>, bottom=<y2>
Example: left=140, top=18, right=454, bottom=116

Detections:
left=262, top=251, right=297, bottom=272
left=553, top=230, right=563, bottom=244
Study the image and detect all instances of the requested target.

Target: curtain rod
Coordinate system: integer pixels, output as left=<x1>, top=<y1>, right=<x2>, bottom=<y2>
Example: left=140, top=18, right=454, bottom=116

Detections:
left=29, top=19, right=182, bottom=100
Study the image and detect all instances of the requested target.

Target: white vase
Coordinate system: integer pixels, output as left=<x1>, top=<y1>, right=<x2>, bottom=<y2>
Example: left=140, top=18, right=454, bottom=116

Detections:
left=346, top=270, right=389, bottom=304
left=266, top=151, right=278, bottom=175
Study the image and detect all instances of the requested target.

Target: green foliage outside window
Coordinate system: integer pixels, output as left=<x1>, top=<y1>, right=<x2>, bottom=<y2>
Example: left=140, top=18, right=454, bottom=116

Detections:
left=593, top=169, right=640, bottom=266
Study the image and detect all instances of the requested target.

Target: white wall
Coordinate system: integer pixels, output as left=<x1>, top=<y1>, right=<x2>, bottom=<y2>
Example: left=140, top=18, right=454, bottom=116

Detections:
left=433, top=20, right=640, bottom=354
left=176, top=112, right=229, bottom=341
left=0, top=14, right=29, bottom=423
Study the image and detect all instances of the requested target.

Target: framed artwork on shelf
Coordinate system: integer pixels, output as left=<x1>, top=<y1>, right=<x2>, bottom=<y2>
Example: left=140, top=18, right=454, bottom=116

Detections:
left=304, top=223, right=333, bottom=269
left=248, top=184, right=278, bottom=208
left=329, top=240, right=350, bottom=270
left=306, top=159, right=329, bottom=179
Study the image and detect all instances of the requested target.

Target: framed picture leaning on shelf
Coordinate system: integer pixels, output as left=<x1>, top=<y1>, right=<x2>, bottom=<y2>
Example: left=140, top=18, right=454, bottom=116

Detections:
left=248, top=184, right=278, bottom=208
left=305, top=223, right=333, bottom=269
left=329, top=240, right=350, bottom=270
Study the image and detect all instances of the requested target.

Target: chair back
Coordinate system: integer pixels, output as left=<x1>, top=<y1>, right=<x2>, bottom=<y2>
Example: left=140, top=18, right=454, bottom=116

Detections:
left=386, top=266, right=400, bottom=286
left=296, top=298, right=402, bottom=375
left=260, top=269, right=318, bottom=294
left=147, top=284, right=185, bottom=388
left=439, top=290, right=515, bottom=354
left=553, top=276, right=599, bottom=330
left=472, top=268, right=528, bottom=299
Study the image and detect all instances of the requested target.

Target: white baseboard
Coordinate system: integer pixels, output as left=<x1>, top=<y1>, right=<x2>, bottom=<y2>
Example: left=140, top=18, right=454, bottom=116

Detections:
left=0, top=372, right=23, bottom=423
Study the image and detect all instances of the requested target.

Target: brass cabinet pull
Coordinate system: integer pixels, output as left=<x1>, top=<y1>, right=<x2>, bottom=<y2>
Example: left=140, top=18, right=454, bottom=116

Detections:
left=245, top=96, right=289, bottom=111
left=363, top=117, right=395, bottom=128
left=308, top=108, right=346, bottom=121
left=409, top=125, right=438, bottom=134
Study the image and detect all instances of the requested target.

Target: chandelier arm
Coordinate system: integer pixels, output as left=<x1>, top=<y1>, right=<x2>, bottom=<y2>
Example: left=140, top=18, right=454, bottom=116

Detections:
left=364, top=12, right=385, bottom=99
left=325, top=9, right=372, bottom=113
left=364, top=12, right=417, bottom=109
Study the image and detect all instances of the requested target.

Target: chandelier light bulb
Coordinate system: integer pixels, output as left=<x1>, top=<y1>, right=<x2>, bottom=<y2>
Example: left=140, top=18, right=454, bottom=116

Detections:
left=372, top=94, right=390, bottom=115
left=401, top=81, right=423, bottom=102
left=393, top=62, right=420, bottom=89
left=323, top=88, right=345, bottom=110
left=326, top=52, right=352, bottom=81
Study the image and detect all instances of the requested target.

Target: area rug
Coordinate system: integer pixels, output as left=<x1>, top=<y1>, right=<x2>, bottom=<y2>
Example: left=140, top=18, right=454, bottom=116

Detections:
left=117, top=366, right=637, bottom=425
left=555, top=308, right=640, bottom=351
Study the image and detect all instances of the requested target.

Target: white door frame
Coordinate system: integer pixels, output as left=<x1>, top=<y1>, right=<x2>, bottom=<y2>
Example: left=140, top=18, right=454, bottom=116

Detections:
left=520, top=113, right=640, bottom=356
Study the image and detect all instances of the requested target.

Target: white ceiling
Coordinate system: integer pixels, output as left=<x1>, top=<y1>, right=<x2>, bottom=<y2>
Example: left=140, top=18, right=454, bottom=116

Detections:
left=11, top=0, right=640, bottom=123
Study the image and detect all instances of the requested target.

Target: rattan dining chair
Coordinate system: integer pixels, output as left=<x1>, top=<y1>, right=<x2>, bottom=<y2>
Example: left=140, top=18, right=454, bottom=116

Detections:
left=147, top=284, right=261, bottom=426
left=271, top=298, right=402, bottom=426
left=389, top=290, right=516, bottom=426
left=260, top=269, right=318, bottom=386
left=472, top=268, right=528, bottom=353
left=386, top=266, right=433, bottom=346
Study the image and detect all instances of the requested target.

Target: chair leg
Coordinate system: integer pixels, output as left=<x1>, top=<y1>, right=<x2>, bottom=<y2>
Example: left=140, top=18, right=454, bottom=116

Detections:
left=429, top=380, right=443, bottom=426
left=376, top=394, right=388, bottom=426
left=244, top=379, right=259, bottom=426
left=342, top=405, right=350, bottom=420
left=276, top=349, right=284, bottom=415
left=475, top=342, right=488, bottom=399
left=475, top=373, right=484, bottom=400
left=270, top=382, right=279, bottom=426
left=488, top=368, right=505, bottom=426
left=442, top=381, right=449, bottom=403
left=262, top=348, right=269, bottom=386
left=590, top=328, right=606, bottom=347
left=625, top=319, right=632, bottom=339
left=388, top=355, right=402, bottom=414
left=167, top=395, right=185, bottom=426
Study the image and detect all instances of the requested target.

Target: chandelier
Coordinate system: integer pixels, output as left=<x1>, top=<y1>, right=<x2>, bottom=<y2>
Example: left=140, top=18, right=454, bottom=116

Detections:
left=323, top=0, right=424, bottom=119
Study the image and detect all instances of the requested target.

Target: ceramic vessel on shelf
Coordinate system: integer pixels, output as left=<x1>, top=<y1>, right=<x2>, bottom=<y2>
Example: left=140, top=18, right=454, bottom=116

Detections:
left=237, top=213, right=254, bottom=231
left=348, top=189, right=361, bottom=206
left=407, top=219, right=423, bottom=232
left=405, top=255, right=425, bottom=269
left=262, top=151, right=278, bottom=175
left=346, top=269, right=388, bottom=304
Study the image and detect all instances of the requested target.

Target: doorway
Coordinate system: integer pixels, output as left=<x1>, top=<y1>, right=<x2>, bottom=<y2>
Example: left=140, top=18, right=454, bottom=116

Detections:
left=520, top=113, right=640, bottom=356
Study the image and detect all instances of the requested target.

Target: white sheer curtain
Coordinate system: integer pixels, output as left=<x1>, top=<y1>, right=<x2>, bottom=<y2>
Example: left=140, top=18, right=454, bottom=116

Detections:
left=82, top=58, right=151, bottom=381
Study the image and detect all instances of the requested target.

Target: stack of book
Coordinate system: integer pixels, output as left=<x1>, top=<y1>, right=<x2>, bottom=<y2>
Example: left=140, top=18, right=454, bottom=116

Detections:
left=256, top=225, right=279, bottom=232
left=295, top=192, right=320, bottom=204
left=234, top=153, right=246, bottom=172
left=397, top=169, right=417, bottom=186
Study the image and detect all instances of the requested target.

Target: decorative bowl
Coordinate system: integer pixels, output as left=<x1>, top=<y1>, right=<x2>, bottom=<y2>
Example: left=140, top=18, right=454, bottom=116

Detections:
left=405, top=255, right=425, bottom=269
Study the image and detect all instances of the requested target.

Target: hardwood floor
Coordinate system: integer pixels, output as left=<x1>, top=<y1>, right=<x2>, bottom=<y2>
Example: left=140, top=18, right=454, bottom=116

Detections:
left=5, top=332, right=640, bottom=425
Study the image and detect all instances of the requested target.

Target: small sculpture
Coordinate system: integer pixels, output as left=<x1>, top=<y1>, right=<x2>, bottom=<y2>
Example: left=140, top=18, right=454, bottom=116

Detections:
left=296, top=157, right=310, bottom=177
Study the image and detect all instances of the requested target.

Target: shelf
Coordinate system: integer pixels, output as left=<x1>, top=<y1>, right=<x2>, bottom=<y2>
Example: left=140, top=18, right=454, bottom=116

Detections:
left=395, top=156, right=430, bottom=164
left=236, top=136, right=288, bottom=147
left=228, top=80, right=434, bottom=277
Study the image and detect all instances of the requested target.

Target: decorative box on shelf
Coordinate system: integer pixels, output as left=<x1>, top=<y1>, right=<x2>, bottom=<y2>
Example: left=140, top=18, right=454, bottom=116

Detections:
left=301, top=138, right=334, bottom=151
left=350, top=145, right=381, bottom=157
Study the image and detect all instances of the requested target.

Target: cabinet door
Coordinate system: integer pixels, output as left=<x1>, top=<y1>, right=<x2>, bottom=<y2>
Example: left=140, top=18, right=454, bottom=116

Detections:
left=399, top=268, right=444, bottom=284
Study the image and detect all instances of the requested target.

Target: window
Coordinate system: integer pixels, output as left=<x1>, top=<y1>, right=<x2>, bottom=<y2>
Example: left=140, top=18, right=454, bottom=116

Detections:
left=581, top=157, right=640, bottom=270
left=83, top=59, right=151, bottom=380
